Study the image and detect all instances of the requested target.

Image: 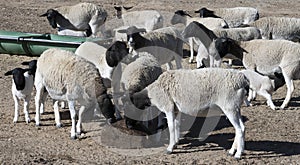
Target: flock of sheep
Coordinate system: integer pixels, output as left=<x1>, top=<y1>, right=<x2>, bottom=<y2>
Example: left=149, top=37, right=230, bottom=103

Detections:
left=5, top=2, right=300, bottom=160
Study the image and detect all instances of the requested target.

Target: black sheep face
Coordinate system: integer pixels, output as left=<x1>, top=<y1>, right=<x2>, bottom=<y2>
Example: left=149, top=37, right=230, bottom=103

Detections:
left=195, top=8, right=219, bottom=18
left=105, top=41, right=129, bottom=67
left=40, top=9, right=58, bottom=29
left=171, top=10, right=191, bottom=25
left=4, top=68, right=29, bottom=91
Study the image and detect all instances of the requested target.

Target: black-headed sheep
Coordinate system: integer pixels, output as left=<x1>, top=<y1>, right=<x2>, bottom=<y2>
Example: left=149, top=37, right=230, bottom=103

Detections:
left=127, top=68, right=249, bottom=159
left=34, top=48, right=116, bottom=139
left=40, top=2, right=107, bottom=37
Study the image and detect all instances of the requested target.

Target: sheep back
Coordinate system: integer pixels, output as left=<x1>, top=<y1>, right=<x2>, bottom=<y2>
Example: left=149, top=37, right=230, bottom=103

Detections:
left=121, top=52, right=162, bottom=93
left=37, top=48, right=107, bottom=103
left=250, top=17, right=300, bottom=40
left=241, top=39, right=300, bottom=77
left=146, top=68, right=249, bottom=116
left=58, top=3, right=107, bottom=29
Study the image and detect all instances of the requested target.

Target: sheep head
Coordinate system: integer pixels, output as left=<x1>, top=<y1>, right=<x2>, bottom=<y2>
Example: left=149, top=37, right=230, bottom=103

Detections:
left=40, top=9, right=59, bottom=29
left=117, top=26, right=147, bottom=53
left=4, top=68, right=30, bottom=90
left=170, top=10, right=192, bottom=25
left=195, top=7, right=220, bottom=18
left=106, top=41, right=129, bottom=67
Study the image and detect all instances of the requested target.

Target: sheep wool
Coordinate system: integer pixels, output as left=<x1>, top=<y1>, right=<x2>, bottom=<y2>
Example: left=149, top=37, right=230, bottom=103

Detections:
left=35, top=48, right=116, bottom=138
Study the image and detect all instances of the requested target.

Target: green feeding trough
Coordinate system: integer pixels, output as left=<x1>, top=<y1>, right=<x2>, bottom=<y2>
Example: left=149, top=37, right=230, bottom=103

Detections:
left=0, top=30, right=110, bottom=56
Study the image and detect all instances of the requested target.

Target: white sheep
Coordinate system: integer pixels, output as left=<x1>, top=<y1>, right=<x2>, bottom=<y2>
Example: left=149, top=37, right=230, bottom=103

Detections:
left=195, top=7, right=259, bottom=28
left=247, top=17, right=300, bottom=41
left=5, top=67, right=35, bottom=123
left=240, top=69, right=285, bottom=110
left=34, top=48, right=116, bottom=139
left=119, top=52, right=165, bottom=137
left=170, top=10, right=228, bottom=63
left=40, top=2, right=107, bottom=37
left=127, top=68, right=249, bottom=159
left=114, top=6, right=163, bottom=32
left=194, top=25, right=300, bottom=109
left=118, top=26, right=183, bottom=70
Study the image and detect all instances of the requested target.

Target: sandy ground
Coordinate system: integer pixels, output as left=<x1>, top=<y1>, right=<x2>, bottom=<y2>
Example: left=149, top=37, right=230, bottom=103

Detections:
left=0, top=0, right=300, bottom=164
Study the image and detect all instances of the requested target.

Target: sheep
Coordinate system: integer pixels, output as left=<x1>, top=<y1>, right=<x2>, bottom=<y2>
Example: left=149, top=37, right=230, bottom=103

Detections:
left=240, top=69, right=285, bottom=110
left=34, top=48, right=116, bottom=139
left=170, top=10, right=228, bottom=63
left=114, top=6, right=163, bottom=32
left=245, top=17, right=300, bottom=41
left=75, top=41, right=130, bottom=120
left=125, top=68, right=249, bottom=159
left=195, top=7, right=259, bottom=28
left=117, top=26, right=183, bottom=70
left=182, top=21, right=262, bottom=67
left=40, top=2, right=107, bottom=37
left=191, top=23, right=300, bottom=109
left=119, top=52, right=164, bottom=133
left=4, top=60, right=37, bottom=123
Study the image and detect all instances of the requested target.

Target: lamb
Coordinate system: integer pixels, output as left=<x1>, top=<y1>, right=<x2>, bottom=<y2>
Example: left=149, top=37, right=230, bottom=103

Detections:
left=117, top=26, right=183, bottom=70
left=192, top=23, right=300, bottom=109
left=34, top=48, right=116, bottom=139
left=195, top=7, right=259, bottom=28
left=114, top=6, right=163, bottom=32
left=120, top=52, right=165, bottom=134
left=170, top=10, right=228, bottom=63
left=245, top=17, right=300, bottom=41
left=40, top=2, right=107, bottom=37
left=182, top=21, right=262, bottom=67
left=4, top=60, right=37, bottom=123
left=241, top=69, right=285, bottom=110
left=126, top=68, right=249, bottom=159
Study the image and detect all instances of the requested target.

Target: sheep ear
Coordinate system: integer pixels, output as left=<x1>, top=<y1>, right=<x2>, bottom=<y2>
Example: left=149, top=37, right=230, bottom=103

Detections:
left=21, top=61, right=30, bottom=65
left=40, top=13, right=48, bottom=17
left=194, top=9, right=201, bottom=13
left=114, top=6, right=122, bottom=11
left=117, top=29, right=128, bottom=34
left=123, top=6, right=133, bottom=10
left=4, top=70, right=13, bottom=76
left=137, top=28, right=146, bottom=33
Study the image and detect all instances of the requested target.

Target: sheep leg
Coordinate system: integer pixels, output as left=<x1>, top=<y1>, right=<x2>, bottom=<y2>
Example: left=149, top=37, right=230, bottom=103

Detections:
left=165, top=110, right=176, bottom=154
left=53, top=100, right=62, bottom=128
left=68, top=101, right=77, bottom=139
left=35, top=84, right=45, bottom=126
left=39, top=91, right=48, bottom=114
left=23, top=95, right=31, bottom=123
left=174, top=111, right=181, bottom=144
left=166, top=62, right=173, bottom=70
left=76, top=106, right=86, bottom=136
left=13, top=94, right=19, bottom=123
left=257, top=90, right=276, bottom=110
left=281, top=76, right=294, bottom=109
left=223, top=108, right=245, bottom=159
left=189, top=38, right=194, bottom=63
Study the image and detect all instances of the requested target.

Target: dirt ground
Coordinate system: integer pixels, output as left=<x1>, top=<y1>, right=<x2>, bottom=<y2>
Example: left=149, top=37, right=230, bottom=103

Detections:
left=0, top=0, right=300, bottom=164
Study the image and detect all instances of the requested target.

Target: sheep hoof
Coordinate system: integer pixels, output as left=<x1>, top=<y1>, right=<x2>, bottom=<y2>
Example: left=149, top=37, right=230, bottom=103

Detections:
left=70, top=136, right=77, bottom=140
left=234, top=156, right=241, bottom=160
left=56, top=123, right=63, bottom=128
left=107, top=118, right=117, bottom=125
left=164, top=150, right=172, bottom=154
